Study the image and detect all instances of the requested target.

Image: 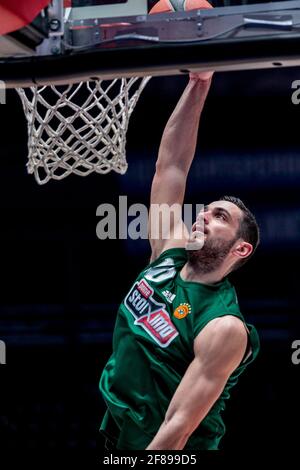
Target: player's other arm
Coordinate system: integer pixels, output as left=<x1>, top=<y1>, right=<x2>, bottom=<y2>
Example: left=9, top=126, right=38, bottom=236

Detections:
left=146, top=316, right=247, bottom=450
left=149, top=74, right=213, bottom=261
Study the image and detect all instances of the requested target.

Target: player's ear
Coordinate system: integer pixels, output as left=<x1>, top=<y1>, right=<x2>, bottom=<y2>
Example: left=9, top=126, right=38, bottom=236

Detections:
left=232, top=241, right=253, bottom=260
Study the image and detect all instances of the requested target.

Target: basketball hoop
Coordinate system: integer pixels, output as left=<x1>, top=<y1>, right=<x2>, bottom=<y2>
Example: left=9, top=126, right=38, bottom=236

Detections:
left=16, top=76, right=151, bottom=184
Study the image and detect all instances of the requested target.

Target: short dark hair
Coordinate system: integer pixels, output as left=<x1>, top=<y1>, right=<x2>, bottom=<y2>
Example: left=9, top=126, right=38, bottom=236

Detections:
left=218, top=195, right=260, bottom=272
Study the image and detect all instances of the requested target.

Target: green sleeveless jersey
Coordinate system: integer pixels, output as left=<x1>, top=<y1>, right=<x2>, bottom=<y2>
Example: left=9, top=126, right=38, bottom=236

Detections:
left=99, top=248, right=260, bottom=450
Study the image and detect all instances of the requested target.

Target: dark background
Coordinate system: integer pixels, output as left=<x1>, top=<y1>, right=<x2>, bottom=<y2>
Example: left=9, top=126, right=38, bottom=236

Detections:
left=0, top=0, right=300, bottom=454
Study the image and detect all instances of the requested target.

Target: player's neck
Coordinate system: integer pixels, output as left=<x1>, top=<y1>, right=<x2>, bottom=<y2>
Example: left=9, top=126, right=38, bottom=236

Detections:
left=180, top=262, right=228, bottom=285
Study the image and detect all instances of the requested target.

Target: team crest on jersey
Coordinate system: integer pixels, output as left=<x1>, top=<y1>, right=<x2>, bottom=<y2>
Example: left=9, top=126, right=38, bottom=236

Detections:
left=173, top=303, right=191, bottom=320
left=124, top=279, right=178, bottom=347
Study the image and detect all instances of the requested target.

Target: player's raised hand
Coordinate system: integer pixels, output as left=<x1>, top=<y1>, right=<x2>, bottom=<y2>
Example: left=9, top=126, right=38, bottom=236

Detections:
left=189, top=71, right=214, bottom=81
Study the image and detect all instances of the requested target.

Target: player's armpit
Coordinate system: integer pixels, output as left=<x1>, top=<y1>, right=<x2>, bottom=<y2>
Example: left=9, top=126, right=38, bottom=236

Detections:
left=146, top=316, right=247, bottom=450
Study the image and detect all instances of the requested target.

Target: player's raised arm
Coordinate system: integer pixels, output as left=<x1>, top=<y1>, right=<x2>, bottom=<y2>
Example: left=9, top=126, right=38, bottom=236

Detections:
left=149, top=72, right=213, bottom=261
left=146, top=316, right=248, bottom=450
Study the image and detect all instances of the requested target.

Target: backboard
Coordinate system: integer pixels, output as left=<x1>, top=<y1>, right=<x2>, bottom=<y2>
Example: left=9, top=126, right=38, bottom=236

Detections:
left=0, top=0, right=300, bottom=87
left=67, top=0, right=148, bottom=19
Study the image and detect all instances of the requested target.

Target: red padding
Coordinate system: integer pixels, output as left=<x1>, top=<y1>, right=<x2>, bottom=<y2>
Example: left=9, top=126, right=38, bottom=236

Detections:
left=0, top=0, right=52, bottom=36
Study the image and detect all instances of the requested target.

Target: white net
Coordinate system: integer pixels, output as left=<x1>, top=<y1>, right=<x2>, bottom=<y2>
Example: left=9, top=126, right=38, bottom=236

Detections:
left=16, top=77, right=151, bottom=184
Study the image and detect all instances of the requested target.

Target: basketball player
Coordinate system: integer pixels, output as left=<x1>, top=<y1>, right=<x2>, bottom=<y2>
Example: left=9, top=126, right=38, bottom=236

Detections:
left=99, top=71, right=260, bottom=450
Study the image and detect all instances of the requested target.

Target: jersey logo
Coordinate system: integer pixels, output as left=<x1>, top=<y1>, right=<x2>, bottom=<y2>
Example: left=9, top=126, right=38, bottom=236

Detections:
left=124, top=279, right=178, bottom=347
left=162, top=290, right=176, bottom=304
left=173, top=303, right=191, bottom=320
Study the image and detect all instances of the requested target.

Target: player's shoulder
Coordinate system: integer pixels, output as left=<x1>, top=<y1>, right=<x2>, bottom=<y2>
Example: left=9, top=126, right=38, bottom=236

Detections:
left=214, top=315, right=246, bottom=332
left=149, top=245, right=187, bottom=265
left=196, top=315, right=247, bottom=344
left=194, top=316, right=248, bottom=373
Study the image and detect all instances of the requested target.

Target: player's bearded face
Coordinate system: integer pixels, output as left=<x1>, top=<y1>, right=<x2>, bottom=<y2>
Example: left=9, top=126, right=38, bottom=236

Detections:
left=186, top=234, right=237, bottom=274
